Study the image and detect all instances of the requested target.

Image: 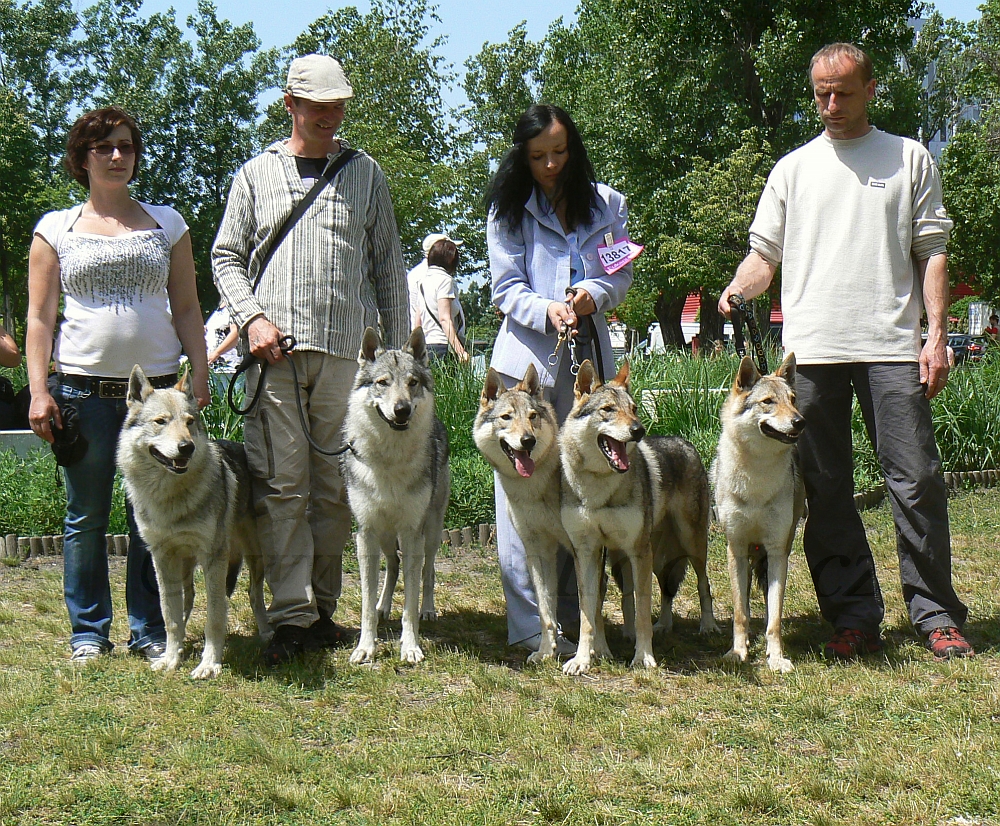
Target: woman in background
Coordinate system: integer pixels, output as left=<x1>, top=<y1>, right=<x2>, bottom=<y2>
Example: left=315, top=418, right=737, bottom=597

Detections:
left=26, top=106, right=209, bottom=663
left=485, top=104, right=634, bottom=653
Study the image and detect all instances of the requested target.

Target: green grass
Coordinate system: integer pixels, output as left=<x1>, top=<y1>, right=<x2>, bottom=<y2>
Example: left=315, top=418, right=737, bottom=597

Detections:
left=0, top=490, right=998, bottom=824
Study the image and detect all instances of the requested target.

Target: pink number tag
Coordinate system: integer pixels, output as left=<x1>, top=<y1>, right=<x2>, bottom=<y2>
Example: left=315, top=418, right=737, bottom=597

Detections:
left=597, top=236, right=643, bottom=274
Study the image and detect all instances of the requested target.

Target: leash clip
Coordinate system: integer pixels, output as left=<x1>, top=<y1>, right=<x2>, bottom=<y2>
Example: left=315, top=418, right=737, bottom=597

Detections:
left=728, top=292, right=769, bottom=374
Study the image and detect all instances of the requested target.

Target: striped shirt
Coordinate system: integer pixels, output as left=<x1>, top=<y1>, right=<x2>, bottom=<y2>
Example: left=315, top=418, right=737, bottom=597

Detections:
left=212, top=139, right=408, bottom=358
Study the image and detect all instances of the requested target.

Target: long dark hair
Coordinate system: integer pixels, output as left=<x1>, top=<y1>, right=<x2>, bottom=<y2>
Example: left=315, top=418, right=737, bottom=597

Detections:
left=485, top=104, right=598, bottom=232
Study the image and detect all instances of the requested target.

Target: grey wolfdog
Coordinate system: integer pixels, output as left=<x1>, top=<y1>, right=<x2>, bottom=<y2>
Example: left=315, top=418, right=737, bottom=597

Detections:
left=342, top=327, right=450, bottom=665
left=560, top=360, right=718, bottom=676
left=473, top=363, right=574, bottom=663
left=116, top=366, right=268, bottom=679
left=712, top=353, right=805, bottom=673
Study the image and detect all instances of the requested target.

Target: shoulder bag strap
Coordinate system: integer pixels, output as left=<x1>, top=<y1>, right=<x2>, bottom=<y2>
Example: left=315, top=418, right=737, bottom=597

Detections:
left=250, top=148, right=358, bottom=294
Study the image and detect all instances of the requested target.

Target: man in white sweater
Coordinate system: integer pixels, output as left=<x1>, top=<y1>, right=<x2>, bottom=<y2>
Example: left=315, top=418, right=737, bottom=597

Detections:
left=719, top=43, right=972, bottom=662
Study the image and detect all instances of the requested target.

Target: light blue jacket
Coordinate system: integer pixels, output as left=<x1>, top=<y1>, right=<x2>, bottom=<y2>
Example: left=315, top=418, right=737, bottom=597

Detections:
left=488, top=183, right=634, bottom=386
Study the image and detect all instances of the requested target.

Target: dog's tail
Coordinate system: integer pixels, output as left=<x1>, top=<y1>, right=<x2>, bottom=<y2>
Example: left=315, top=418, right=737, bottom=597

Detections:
left=226, top=557, right=243, bottom=598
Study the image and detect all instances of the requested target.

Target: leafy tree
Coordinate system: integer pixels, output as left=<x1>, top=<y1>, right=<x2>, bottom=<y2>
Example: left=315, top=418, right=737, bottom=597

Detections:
left=941, top=127, right=1000, bottom=300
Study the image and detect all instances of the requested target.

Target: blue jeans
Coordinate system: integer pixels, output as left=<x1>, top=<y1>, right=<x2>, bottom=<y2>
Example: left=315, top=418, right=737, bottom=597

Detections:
left=55, top=382, right=165, bottom=653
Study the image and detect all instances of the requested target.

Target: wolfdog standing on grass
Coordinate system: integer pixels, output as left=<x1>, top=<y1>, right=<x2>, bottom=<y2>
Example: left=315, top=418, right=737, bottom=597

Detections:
left=560, top=360, right=717, bottom=676
left=342, top=327, right=449, bottom=665
left=473, top=363, right=573, bottom=663
left=713, top=353, right=805, bottom=673
left=117, top=366, right=268, bottom=679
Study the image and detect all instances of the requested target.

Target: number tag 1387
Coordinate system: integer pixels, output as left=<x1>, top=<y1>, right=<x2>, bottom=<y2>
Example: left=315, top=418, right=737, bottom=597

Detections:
left=597, top=232, right=643, bottom=275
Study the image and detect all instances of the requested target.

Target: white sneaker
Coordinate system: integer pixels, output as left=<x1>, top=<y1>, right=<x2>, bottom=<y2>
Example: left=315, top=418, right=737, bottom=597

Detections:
left=515, top=633, right=577, bottom=656
left=70, top=643, right=105, bottom=663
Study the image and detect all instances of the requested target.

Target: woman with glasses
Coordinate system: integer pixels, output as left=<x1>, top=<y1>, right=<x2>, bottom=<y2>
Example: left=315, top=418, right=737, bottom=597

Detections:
left=485, top=104, right=635, bottom=656
left=25, top=106, right=210, bottom=663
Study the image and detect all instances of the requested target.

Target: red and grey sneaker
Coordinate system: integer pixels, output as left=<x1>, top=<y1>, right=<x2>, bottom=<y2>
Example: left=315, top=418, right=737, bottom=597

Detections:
left=823, top=627, right=884, bottom=660
left=926, top=626, right=975, bottom=661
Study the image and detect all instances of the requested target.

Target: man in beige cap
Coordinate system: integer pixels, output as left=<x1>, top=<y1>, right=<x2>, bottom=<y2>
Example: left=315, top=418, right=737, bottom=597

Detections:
left=407, top=232, right=463, bottom=331
left=213, top=54, right=408, bottom=664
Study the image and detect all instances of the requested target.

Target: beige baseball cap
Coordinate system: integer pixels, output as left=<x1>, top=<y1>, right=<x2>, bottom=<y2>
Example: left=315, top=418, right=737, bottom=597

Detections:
left=422, top=232, right=464, bottom=253
left=285, top=54, right=354, bottom=102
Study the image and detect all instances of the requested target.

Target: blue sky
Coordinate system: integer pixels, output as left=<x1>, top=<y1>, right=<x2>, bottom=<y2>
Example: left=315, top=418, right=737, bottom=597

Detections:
left=138, top=0, right=985, bottom=108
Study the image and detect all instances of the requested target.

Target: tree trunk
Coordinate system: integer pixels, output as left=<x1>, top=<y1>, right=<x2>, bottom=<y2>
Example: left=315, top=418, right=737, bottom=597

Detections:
left=0, top=220, right=11, bottom=336
left=654, top=290, right=686, bottom=348
left=699, top=288, right=724, bottom=345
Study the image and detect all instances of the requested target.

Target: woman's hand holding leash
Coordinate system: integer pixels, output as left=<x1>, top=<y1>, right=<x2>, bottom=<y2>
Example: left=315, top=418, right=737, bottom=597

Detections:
left=28, top=391, right=61, bottom=444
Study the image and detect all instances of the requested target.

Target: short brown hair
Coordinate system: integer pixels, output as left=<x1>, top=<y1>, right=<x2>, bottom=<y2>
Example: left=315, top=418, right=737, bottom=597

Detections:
left=427, top=238, right=459, bottom=274
left=809, top=43, right=874, bottom=85
left=64, top=106, right=143, bottom=189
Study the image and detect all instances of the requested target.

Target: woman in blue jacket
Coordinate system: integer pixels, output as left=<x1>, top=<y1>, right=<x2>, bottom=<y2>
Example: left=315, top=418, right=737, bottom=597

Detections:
left=486, top=104, right=634, bottom=653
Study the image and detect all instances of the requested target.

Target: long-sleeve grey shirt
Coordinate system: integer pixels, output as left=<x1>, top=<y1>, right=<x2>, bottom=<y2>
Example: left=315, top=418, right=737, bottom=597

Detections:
left=212, top=140, right=408, bottom=358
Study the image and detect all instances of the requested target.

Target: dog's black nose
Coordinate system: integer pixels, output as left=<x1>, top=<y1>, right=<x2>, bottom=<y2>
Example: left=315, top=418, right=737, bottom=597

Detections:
left=630, top=421, right=646, bottom=442
left=393, top=401, right=411, bottom=421
left=520, top=434, right=536, bottom=451
left=791, top=415, right=806, bottom=433
left=177, top=440, right=195, bottom=458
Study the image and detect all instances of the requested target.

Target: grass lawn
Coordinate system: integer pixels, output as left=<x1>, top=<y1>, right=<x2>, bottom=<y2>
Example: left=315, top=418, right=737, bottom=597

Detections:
left=1, top=490, right=998, bottom=825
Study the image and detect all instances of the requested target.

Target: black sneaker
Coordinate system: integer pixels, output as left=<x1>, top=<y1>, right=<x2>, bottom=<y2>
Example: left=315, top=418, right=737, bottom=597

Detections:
left=309, top=610, right=354, bottom=648
left=262, top=623, right=320, bottom=665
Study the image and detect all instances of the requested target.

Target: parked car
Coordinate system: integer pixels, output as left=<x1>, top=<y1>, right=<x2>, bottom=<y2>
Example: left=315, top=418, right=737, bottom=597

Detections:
left=948, top=334, right=988, bottom=364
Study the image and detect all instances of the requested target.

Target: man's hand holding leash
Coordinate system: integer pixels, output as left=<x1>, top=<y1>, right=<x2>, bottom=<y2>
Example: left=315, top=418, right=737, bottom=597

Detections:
left=247, top=316, right=286, bottom=364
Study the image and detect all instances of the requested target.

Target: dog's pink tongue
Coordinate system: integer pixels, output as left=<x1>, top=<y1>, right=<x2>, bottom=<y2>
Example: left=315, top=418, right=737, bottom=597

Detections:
left=513, top=450, right=535, bottom=478
left=607, top=437, right=630, bottom=471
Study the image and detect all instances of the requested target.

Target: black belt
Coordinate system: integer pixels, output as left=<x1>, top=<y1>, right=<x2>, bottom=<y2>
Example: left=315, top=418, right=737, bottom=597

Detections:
left=57, top=372, right=178, bottom=399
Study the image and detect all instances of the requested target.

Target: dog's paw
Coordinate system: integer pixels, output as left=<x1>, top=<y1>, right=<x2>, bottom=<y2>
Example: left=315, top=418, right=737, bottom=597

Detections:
left=419, top=610, right=438, bottom=622
left=400, top=644, right=425, bottom=665
left=376, top=606, right=392, bottom=622
left=723, top=647, right=748, bottom=664
left=631, top=651, right=657, bottom=669
left=190, top=660, right=222, bottom=680
left=699, top=616, right=720, bottom=635
left=652, top=616, right=673, bottom=636
left=592, top=641, right=613, bottom=661
left=562, top=654, right=592, bottom=676
left=767, top=655, right=794, bottom=674
left=150, top=653, right=180, bottom=673
left=526, top=649, right=553, bottom=665
left=350, top=644, right=376, bottom=664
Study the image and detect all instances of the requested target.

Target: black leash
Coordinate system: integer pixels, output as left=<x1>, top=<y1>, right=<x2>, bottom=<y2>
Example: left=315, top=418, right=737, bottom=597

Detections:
left=226, top=336, right=354, bottom=457
left=728, top=293, right=769, bottom=375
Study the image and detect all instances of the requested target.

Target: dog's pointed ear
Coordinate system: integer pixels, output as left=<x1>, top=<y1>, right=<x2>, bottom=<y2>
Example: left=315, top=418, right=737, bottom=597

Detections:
left=611, top=359, right=630, bottom=390
left=482, top=368, right=506, bottom=405
left=775, top=351, right=797, bottom=387
left=575, top=360, right=597, bottom=399
left=516, top=362, right=541, bottom=397
left=735, top=356, right=760, bottom=391
left=127, top=364, right=154, bottom=405
left=359, top=327, right=381, bottom=364
left=406, top=326, right=428, bottom=363
left=174, top=367, right=198, bottom=404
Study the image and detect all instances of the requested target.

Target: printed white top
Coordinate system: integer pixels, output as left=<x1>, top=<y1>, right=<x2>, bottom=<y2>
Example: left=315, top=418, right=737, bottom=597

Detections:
left=34, top=202, right=188, bottom=378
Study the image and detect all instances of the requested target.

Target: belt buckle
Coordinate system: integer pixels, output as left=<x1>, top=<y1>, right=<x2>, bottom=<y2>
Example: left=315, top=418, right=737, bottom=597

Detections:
left=98, top=380, right=128, bottom=399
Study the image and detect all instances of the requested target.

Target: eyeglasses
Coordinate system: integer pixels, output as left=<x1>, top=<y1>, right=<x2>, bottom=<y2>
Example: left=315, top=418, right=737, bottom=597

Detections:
left=89, top=142, right=136, bottom=156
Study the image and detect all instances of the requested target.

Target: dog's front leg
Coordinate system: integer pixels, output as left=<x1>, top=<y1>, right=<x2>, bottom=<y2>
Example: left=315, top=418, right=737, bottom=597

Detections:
left=524, top=541, right=559, bottom=663
left=376, top=545, right=400, bottom=621
left=398, top=530, right=425, bottom=664
left=723, top=545, right=751, bottom=664
left=563, top=541, right=603, bottom=676
left=150, top=552, right=186, bottom=674
left=419, top=530, right=438, bottom=622
left=610, top=550, right=636, bottom=642
left=191, top=554, right=228, bottom=679
left=350, top=529, right=383, bottom=664
left=763, top=550, right=793, bottom=673
left=628, top=548, right=657, bottom=669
